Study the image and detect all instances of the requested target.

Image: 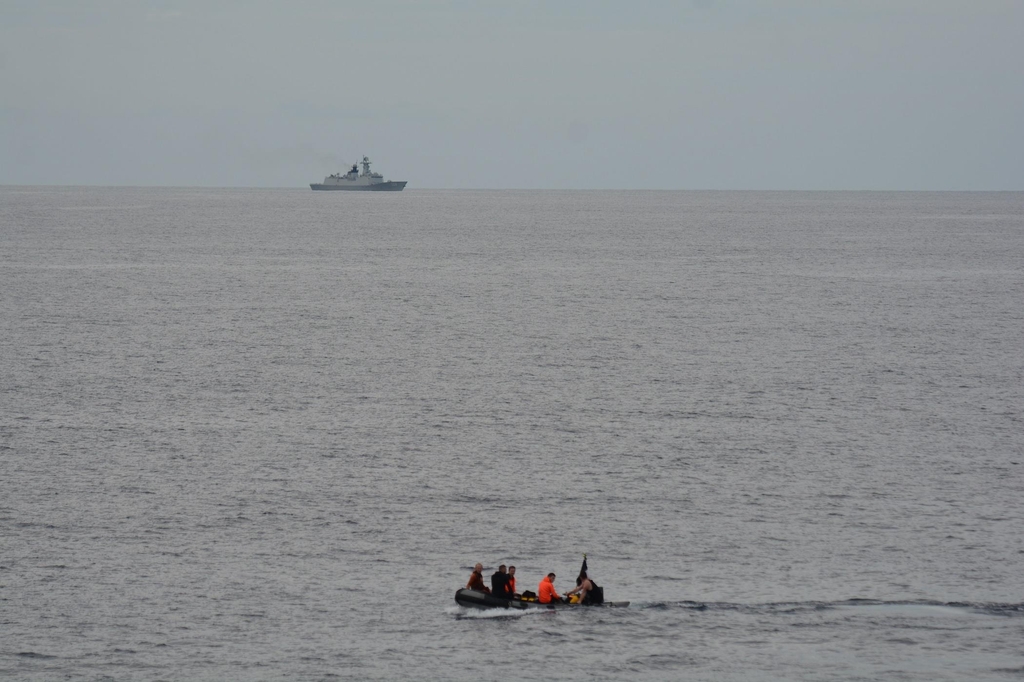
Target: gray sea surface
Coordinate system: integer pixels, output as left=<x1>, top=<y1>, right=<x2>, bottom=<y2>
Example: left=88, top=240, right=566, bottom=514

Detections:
left=1, top=187, right=1023, bottom=681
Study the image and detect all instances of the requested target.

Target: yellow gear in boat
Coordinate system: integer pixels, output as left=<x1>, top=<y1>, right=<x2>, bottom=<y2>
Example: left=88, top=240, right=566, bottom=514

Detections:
left=569, top=594, right=580, bottom=604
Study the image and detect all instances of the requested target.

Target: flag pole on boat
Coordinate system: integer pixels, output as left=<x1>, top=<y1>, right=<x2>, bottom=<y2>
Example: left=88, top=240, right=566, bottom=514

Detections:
left=577, top=553, right=588, bottom=586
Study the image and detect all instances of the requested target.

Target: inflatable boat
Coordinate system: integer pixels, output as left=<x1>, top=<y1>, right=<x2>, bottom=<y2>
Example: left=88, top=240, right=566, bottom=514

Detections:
left=455, top=588, right=629, bottom=610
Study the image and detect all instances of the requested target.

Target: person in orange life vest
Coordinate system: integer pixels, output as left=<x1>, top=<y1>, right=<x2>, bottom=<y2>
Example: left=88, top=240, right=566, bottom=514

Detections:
left=507, top=566, right=518, bottom=597
left=538, top=572, right=563, bottom=604
left=466, top=563, right=490, bottom=594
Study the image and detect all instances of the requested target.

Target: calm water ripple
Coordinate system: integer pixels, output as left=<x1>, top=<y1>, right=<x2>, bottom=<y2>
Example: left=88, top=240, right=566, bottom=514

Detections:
left=1, top=187, right=1023, bottom=680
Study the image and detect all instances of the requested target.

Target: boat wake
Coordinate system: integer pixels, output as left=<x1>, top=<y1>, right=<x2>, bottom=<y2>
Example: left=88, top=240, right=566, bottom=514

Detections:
left=448, top=598, right=1021, bottom=618
left=631, top=599, right=1024, bottom=617
left=446, top=605, right=549, bottom=620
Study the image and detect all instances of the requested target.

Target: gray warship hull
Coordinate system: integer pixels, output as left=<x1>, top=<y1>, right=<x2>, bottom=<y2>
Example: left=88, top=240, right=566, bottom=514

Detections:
left=310, top=181, right=407, bottom=191
left=311, top=157, right=407, bottom=191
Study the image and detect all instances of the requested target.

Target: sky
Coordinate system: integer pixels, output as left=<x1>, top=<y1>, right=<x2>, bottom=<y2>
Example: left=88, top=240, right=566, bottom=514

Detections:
left=1, top=0, right=1022, bottom=189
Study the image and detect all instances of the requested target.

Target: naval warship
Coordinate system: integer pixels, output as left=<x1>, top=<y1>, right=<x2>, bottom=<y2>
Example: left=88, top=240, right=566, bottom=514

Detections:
left=310, top=156, right=407, bottom=191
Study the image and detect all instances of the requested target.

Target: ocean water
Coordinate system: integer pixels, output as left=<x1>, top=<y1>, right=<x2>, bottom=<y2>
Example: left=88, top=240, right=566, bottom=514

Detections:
left=1, top=187, right=1022, bottom=681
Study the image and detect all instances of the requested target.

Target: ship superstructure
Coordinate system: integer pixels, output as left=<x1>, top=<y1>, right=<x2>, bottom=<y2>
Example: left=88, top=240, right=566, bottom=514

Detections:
left=310, top=156, right=407, bottom=191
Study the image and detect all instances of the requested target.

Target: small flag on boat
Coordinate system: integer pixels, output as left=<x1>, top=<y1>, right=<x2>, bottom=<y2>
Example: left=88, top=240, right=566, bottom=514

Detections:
left=577, top=554, right=588, bottom=586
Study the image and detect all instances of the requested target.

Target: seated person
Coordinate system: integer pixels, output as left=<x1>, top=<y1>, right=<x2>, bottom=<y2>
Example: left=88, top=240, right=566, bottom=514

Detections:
left=491, top=564, right=513, bottom=597
left=565, top=571, right=594, bottom=604
left=538, top=572, right=562, bottom=604
left=466, top=563, right=490, bottom=594
left=507, top=566, right=518, bottom=597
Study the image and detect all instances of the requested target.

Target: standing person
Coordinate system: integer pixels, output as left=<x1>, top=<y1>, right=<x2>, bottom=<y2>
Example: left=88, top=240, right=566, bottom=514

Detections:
left=491, top=564, right=511, bottom=597
left=466, top=563, right=490, bottom=594
left=507, top=566, right=518, bottom=597
left=538, top=572, right=562, bottom=604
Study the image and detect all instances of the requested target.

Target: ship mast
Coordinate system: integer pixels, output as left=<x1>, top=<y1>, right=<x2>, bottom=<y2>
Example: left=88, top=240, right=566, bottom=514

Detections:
left=361, top=156, right=372, bottom=176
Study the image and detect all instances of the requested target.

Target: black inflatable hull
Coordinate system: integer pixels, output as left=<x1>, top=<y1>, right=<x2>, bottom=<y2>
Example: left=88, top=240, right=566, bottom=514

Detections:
left=454, top=588, right=628, bottom=610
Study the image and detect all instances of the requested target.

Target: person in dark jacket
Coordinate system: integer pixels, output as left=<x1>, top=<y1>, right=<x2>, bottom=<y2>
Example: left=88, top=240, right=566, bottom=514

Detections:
left=491, top=564, right=513, bottom=597
left=466, top=563, right=490, bottom=594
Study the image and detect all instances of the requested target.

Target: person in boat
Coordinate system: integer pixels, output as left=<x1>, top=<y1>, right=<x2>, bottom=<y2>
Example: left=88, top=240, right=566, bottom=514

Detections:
left=507, top=565, right=518, bottom=597
left=565, top=571, right=595, bottom=604
left=491, top=564, right=513, bottom=598
left=538, top=572, right=563, bottom=604
left=466, top=563, right=490, bottom=594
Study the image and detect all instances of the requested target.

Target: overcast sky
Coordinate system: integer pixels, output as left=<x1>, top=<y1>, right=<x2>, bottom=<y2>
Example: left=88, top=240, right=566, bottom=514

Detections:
left=2, top=0, right=1022, bottom=189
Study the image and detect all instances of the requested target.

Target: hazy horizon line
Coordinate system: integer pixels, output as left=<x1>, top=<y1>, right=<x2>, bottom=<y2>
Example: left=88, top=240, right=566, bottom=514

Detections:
left=4, top=185, right=1023, bottom=193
